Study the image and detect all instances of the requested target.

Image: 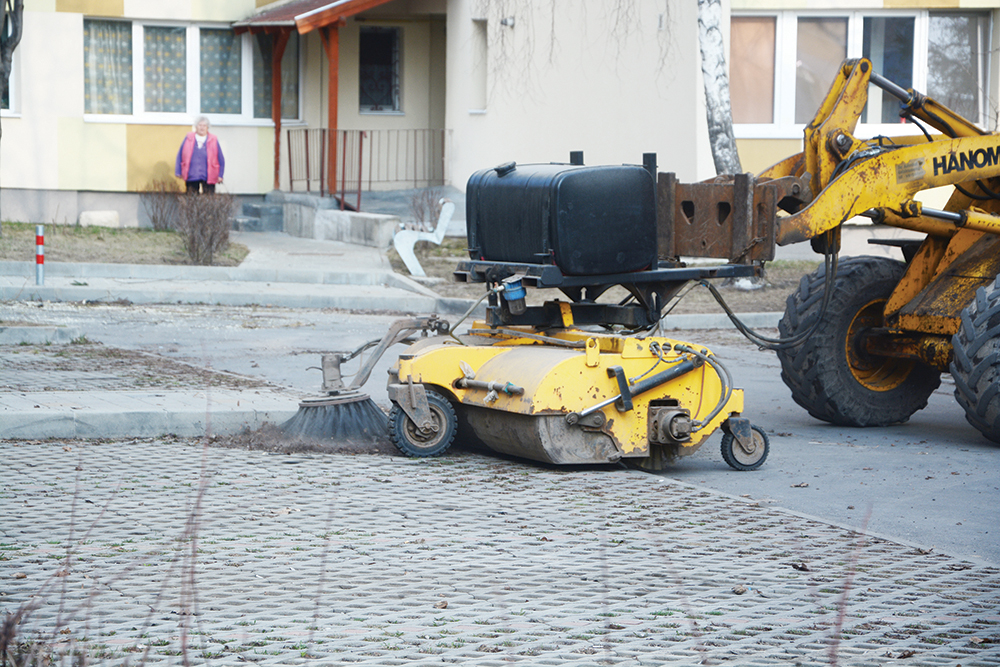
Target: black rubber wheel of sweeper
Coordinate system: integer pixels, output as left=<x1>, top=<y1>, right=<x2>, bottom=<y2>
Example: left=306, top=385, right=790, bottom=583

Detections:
left=720, top=425, right=769, bottom=471
left=388, top=389, right=457, bottom=457
left=776, top=256, right=941, bottom=426
left=951, top=275, right=1000, bottom=443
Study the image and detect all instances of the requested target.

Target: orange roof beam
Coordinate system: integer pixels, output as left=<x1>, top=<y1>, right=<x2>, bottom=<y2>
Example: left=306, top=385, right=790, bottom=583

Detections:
left=295, top=0, right=391, bottom=34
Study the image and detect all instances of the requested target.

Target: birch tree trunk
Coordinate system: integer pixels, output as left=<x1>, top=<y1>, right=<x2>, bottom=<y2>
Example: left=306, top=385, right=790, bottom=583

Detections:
left=697, top=0, right=741, bottom=176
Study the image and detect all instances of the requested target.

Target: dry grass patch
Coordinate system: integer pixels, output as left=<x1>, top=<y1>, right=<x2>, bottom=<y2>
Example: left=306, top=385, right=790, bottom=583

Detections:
left=0, top=222, right=248, bottom=267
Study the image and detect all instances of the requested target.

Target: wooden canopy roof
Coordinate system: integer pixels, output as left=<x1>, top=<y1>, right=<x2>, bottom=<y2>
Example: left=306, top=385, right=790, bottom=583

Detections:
left=233, top=0, right=396, bottom=34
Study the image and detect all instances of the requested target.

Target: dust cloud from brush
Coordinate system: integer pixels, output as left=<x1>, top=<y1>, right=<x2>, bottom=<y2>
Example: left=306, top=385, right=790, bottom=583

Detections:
left=217, top=422, right=397, bottom=455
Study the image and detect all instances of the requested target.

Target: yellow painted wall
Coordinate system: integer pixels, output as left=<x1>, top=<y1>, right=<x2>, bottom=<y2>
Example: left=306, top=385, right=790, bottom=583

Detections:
left=736, top=139, right=803, bottom=175
left=58, top=118, right=128, bottom=190
left=126, top=125, right=190, bottom=191
left=55, top=0, right=123, bottom=16
left=257, top=127, right=275, bottom=191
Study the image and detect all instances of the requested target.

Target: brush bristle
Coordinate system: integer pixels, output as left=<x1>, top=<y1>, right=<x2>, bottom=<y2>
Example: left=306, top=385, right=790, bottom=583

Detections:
left=279, top=397, right=388, bottom=443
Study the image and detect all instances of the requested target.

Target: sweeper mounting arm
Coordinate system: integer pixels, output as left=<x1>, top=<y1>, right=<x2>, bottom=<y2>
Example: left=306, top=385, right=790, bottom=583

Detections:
left=320, top=315, right=450, bottom=394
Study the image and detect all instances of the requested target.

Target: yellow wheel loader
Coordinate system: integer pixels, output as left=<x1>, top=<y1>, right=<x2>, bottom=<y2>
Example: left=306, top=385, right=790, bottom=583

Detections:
left=288, top=56, right=999, bottom=467
left=659, top=57, right=1000, bottom=443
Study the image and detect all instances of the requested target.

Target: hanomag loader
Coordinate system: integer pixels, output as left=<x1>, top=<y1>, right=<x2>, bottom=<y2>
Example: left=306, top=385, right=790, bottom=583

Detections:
left=293, top=57, right=1000, bottom=468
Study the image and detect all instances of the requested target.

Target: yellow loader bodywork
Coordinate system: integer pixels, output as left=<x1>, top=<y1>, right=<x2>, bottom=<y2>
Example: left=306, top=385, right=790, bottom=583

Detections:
left=658, top=57, right=1000, bottom=442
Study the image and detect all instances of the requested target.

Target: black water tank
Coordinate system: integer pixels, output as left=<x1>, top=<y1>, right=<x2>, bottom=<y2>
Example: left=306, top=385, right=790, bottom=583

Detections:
left=466, top=163, right=656, bottom=276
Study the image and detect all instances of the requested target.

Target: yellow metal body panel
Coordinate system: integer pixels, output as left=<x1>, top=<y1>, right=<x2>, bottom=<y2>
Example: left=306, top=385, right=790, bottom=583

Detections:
left=390, top=327, right=743, bottom=464
left=884, top=236, right=950, bottom=321
left=777, top=135, right=1000, bottom=246
left=893, top=233, right=1000, bottom=335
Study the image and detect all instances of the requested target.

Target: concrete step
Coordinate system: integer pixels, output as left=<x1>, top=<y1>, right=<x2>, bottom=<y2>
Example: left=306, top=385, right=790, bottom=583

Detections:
left=241, top=203, right=284, bottom=232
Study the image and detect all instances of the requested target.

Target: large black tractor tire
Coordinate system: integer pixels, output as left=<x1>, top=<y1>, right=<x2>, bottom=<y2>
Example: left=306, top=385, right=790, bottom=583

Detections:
left=776, top=256, right=941, bottom=426
left=951, top=276, right=1000, bottom=443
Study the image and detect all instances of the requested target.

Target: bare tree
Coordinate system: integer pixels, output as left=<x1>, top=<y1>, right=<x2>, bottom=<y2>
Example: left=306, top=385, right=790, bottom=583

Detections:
left=697, top=0, right=741, bottom=175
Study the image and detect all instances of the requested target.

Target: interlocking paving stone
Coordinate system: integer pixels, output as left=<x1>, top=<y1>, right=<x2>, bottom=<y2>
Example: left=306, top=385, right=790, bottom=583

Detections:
left=2, top=439, right=999, bottom=666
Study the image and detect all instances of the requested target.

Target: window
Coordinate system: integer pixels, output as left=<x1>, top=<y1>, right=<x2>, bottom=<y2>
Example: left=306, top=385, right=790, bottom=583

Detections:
left=82, top=18, right=299, bottom=122
left=200, top=28, right=241, bottom=114
left=731, top=10, right=992, bottom=137
left=2, top=51, right=16, bottom=112
left=470, top=19, right=487, bottom=111
left=84, top=19, right=132, bottom=114
left=928, top=13, right=991, bottom=125
left=251, top=31, right=300, bottom=119
left=144, top=26, right=186, bottom=113
left=731, top=17, right=774, bottom=124
left=360, top=27, right=400, bottom=112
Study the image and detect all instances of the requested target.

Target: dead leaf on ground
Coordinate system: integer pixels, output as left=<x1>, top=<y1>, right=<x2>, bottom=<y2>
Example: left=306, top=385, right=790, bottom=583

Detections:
left=971, top=636, right=985, bottom=644
left=887, top=649, right=917, bottom=658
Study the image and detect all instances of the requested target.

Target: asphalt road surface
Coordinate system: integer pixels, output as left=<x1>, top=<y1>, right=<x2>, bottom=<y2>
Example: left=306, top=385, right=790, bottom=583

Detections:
left=3, top=300, right=997, bottom=566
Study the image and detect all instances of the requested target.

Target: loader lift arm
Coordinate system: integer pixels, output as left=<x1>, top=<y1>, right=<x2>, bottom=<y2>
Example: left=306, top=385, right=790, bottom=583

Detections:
left=661, top=57, right=1000, bottom=442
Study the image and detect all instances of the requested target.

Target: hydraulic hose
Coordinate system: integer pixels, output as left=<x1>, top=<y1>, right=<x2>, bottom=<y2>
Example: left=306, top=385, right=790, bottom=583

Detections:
left=674, top=343, right=733, bottom=431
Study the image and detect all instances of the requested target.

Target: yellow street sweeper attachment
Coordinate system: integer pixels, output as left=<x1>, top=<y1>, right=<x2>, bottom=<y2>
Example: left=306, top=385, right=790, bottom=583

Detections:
left=286, top=154, right=770, bottom=471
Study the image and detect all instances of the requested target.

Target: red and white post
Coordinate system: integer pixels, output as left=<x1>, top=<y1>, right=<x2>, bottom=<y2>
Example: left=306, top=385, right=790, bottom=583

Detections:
left=35, top=224, right=44, bottom=286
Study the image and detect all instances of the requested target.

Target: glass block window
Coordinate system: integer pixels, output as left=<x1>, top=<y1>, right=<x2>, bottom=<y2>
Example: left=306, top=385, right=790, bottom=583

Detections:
left=84, top=19, right=132, bottom=114
left=144, top=26, right=186, bottom=113
left=200, top=28, right=241, bottom=114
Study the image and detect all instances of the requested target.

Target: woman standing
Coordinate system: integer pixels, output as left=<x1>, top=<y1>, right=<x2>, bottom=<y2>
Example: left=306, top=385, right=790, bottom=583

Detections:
left=175, top=116, right=225, bottom=193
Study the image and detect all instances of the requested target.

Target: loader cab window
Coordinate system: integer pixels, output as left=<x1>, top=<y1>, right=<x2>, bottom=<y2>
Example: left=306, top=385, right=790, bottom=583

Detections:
left=731, top=10, right=993, bottom=139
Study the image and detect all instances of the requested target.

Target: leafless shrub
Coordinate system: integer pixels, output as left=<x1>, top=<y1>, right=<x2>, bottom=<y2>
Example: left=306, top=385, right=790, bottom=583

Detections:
left=139, top=178, right=182, bottom=232
left=407, top=188, right=443, bottom=232
left=175, top=193, right=237, bottom=266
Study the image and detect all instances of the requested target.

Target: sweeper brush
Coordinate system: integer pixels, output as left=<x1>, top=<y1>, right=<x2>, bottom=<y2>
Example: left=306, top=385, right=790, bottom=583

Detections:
left=279, top=316, right=451, bottom=442
left=279, top=394, right=388, bottom=443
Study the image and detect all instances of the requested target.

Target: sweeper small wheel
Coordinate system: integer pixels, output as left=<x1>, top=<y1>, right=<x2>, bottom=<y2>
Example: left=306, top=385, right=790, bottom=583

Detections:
left=389, top=389, right=457, bottom=457
left=720, top=425, right=769, bottom=471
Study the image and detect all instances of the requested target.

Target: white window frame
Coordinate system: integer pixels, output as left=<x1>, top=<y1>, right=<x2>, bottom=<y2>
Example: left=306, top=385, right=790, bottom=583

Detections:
left=733, top=10, right=991, bottom=140
left=83, top=19, right=302, bottom=127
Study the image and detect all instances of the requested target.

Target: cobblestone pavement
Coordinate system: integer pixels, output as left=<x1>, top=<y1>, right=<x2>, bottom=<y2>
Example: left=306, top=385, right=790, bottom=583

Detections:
left=3, top=439, right=999, bottom=666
